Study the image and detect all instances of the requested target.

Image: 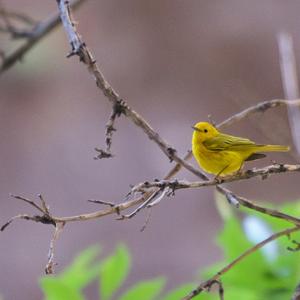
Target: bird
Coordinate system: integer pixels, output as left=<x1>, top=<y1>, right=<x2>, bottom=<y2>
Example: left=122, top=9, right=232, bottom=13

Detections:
left=192, top=122, right=290, bottom=177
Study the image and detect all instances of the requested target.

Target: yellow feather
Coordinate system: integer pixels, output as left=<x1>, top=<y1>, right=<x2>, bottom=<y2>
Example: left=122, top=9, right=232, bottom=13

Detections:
left=192, top=122, right=289, bottom=176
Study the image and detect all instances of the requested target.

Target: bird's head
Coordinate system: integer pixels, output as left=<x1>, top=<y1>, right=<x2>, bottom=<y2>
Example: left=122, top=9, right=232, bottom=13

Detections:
left=192, top=122, right=219, bottom=142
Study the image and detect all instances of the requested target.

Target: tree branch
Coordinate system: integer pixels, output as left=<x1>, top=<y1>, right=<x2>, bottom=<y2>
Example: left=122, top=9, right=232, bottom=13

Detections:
left=3, top=163, right=299, bottom=227
left=218, top=99, right=300, bottom=129
left=132, top=164, right=300, bottom=192
left=45, top=222, right=65, bottom=274
left=0, top=8, right=37, bottom=26
left=94, top=99, right=125, bottom=159
left=182, top=226, right=300, bottom=300
left=0, top=0, right=84, bottom=74
left=56, top=0, right=208, bottom=181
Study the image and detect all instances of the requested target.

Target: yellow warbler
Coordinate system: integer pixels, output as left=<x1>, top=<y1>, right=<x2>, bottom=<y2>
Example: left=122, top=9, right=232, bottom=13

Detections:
left=192, top=122, right=290, bottom=176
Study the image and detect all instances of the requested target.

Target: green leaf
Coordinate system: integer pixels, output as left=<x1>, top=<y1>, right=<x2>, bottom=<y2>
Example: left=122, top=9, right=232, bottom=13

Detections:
left=161, top=283, right=203, bottom=300
left=239, top=200, right=300, bottom=290
left=222, top=286, right=259, bottom=300
left=59, top=245, right=101, bottom=290
left=99, top=244, right=131, bottom=300
left=217, top=217, right=256, bottom=259
left=204, top=216, right=272, bottom=290
left=40, top=277, right=84, bottom=300
left=118, top=278, right=166, bottom=300
left=203, top=199, right=300, bottom=296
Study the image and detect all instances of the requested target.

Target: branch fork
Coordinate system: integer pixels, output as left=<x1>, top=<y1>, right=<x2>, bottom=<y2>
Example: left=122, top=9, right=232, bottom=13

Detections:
left=1, top=194, right=55, bottom=231
left=1, top=194, right=65, bottom=274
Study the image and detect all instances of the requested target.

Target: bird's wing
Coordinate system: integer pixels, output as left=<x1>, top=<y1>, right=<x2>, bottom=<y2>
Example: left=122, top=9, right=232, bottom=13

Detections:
left=203, top=133, right=256, bottom=151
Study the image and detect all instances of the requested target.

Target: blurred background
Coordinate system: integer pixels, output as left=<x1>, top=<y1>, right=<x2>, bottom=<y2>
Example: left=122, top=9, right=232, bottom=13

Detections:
left=0, top=0, right=300, bottom=299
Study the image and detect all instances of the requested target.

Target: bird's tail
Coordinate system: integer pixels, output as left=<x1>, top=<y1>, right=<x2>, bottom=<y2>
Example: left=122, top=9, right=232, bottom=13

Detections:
left=257, top=144, right=290, bottom=152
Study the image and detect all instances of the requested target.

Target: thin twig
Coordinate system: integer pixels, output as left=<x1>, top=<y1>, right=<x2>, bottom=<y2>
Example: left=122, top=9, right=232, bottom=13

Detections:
left=217, top=185, right=300, bottom=226
left=140, top=208, right=152, bottom=232
left=1, top=214, right=40, bottom=231
left=38, top=194, right=50, bottom=215
left=182, top=226, right=300, bottom=300
left=0, top=5, right=35, bottom=39
left=94, top=99, right=126, bottom=159
left=117, top=189, right=162, bottom=220
left=0, top=8, right=37, bottom=25
left=10, top=193, right=45, bottom=214
left=1, top=194, right=56, bottom=230
left=88, top=199, right=115, bottom=207
left=45, top=222, right=65, bottom=274
left=0, top=0, right=84, bottom=74
left=0, top=25, right=34, bottom=38
left=218, top=99, right=300, bottom=129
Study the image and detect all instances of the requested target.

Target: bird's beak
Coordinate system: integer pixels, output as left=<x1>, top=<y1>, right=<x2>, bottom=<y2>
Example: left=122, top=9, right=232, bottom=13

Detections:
left=192, top=126, right=201, bottom=132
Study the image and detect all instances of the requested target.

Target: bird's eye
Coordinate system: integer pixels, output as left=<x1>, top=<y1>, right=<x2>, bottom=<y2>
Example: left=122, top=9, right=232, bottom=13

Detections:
left=204, top=129, right=208, bottom=133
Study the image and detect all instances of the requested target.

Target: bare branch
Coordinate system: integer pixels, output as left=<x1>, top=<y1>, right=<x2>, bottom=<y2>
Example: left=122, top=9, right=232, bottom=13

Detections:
left=3, top=163, right=299, bottom=229
left=10, top=193, right=45, bottom=214
left=0, top=0, right=84, bottom=74
left=56, top=0, right=208, bottom=180
left=218, top=99, right=300, bottom=129
left=217, top=185, right=300, bottom=226
left=118, top=188, right=166, bottom=220
left=45, top=222, right=65, bottom=274
left=38, top=194, right=50, bottom=215
left=182, top=226, right=300, bottom=300
left=132, top=164, right=300, bottom=192
left=1, top=195, right=56, bottom=230
left=0, top=25, right=34, bottom=38
left=140, top=208, right=152, bottom=232
left=129, top=164, right=300, bottom=226
left=88, top=199, right=116, bottom=207
left=0, top=5, right=35, bottom=39
left=1, top=214, right=41, bottom=231
left=0, top=8, right=37, bottom=26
